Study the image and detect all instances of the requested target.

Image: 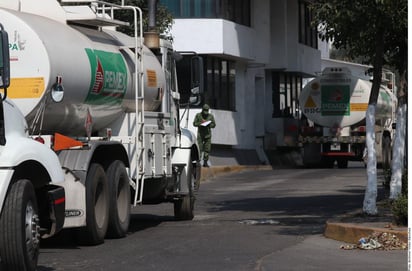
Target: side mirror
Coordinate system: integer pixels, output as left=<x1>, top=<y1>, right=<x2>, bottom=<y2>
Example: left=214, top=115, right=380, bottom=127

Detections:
left=189, top=86, right=201, bottom=105
left=189, top=94, right=201, bottom=106
left=191, top=56, right=203, bottom=94
left=190, top=56, right=203, bottom=105
left=191, top=86, right=200, bottom=95
left=175, top=52, right=204, bottom=106
left=51, top=76, right=64, bottom=103
left=0, top=24, right=10, bottom=89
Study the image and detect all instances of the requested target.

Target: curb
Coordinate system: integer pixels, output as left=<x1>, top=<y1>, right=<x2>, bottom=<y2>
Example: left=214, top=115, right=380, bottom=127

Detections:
left=200, top=165, right=272, bottom=181
left=324, top=221, right=408, bottom=244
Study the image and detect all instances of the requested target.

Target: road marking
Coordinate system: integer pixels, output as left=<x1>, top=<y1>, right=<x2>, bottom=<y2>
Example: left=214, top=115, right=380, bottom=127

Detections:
left=239, top=219, right=280, bottom=225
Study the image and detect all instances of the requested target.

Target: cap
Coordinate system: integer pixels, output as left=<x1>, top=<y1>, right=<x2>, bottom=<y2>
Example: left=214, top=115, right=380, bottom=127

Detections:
left=202, top=104, right=210, bottom=111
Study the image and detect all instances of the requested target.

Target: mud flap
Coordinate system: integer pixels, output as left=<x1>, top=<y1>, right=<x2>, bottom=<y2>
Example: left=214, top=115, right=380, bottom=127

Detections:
left=44, top=185, right=65, bottom=238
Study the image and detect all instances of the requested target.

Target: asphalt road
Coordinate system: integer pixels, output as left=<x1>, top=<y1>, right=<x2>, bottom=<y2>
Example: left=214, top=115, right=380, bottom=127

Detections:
left=37, top=163, right=407, bottom=271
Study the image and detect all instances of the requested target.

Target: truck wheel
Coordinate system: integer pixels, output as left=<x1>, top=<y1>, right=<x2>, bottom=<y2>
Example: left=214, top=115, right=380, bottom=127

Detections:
left=106, top=160, right=130, bottom=238
left=76, top=163, right=109, bottom=245
left=0, top=179, right=40, bottom=271
left=337, top=159, right=348, bottom=169
left=174, top=162, right=195, bottom=221
left=382, top=136, right=391, bottom=171
left=321, top=157, right=334, bottom=168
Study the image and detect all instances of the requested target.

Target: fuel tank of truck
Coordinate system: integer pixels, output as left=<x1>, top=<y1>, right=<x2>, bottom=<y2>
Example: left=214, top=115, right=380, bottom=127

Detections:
left=0, top=8, right=165, bottom=136
left=299, top=67, right=396, bottom=128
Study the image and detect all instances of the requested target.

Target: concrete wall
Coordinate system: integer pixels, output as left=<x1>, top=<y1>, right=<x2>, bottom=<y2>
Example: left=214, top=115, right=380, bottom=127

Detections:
left=172, top=19, right=256, bottom=60
left=268, top=0, right=320, bottom=75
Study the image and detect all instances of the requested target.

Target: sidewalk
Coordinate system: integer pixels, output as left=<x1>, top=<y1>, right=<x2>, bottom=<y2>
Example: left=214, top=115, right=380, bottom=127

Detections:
left=200, top=165, right=408, bottom=249
left=324, top=203, right=408, bottom=248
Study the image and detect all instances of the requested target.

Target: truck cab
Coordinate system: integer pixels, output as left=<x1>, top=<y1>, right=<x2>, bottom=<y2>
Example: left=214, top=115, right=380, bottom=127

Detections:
left=0, top=24, right=65, bottom=271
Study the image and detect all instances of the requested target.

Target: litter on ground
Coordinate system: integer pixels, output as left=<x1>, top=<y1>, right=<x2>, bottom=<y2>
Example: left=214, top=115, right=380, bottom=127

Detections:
left=340, top=232, right=407, bottom=250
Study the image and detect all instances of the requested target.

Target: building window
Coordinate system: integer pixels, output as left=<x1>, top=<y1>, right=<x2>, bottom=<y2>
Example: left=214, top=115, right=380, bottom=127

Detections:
left=298, top=0, right=317, bottom=49
left=160, top=0, right=250, bottom=26
left=176, top=55, right=236, bottom=111
left=272, top=72, right=302, bottom=119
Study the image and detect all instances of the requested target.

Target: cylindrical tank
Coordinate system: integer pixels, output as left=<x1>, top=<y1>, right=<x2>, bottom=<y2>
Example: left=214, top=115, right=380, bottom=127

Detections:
left=300, top=67, right=396, bottom=128
left=0, top=8, right=165, bottom=135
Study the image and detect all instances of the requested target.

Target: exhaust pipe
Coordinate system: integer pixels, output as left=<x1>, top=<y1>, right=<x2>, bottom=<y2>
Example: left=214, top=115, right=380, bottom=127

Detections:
left=144, top=0, right=160, bottom=49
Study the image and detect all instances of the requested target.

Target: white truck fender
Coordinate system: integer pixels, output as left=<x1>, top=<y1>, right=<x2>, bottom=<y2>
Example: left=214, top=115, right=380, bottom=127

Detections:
left=172, top=128, right=201, bottom=194
left=172, top=128, right=200, bottom=165
left=0, top=136, right=65, bottom=209
left=180, top=127, right=197, bottom=148
left=0, top=136, right=65, bottom=182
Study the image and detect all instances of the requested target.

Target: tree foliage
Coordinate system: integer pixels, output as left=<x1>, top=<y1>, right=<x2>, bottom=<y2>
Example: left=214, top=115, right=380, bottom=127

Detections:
left=113, top=0, right=174, bottom=41
left=311, top=0, right=407, bottom=72
left=310, top=0, right=407, bottom=103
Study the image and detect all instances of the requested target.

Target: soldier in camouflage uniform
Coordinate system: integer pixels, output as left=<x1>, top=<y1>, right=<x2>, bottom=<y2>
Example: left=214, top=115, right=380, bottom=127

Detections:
left=193, top=104, right=216, bottom=167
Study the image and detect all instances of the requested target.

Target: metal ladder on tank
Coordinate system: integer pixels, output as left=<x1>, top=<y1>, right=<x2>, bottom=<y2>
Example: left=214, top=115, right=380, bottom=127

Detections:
left=95, top=1, right=146, bottom=206
left=61, top=0, right=146, bottom=205
left=114, top=2, right=146, bottom=206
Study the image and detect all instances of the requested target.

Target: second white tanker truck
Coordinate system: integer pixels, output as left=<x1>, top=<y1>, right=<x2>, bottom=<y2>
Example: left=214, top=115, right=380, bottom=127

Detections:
left=0, top=0, right=203, bottom=253
left=299, top=67, right=397, bottom=168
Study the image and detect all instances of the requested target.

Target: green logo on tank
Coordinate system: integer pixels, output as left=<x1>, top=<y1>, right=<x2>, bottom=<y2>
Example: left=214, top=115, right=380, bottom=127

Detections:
left=85, top=48, right=127, bottom=104
left=321, top=85, right=350, bottom=116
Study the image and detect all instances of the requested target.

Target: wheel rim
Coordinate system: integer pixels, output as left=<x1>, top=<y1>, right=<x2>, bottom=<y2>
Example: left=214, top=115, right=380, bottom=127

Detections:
left=25, top=201, right=40, bottom=260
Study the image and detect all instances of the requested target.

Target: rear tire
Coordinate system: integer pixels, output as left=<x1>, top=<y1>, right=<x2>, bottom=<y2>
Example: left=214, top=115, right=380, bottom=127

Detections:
left=76, top=163, right=109, bottom=245
left=106, top=160, right=130, bottom=238
left=174, top=161, right=195, bottom=221
left=337, top=159, right=348, bottom=169
left=321, top=158, right=334, bottom=168
left=382, top=136, right=391, bottom=170
left=0, top=179, right=40, bottom=271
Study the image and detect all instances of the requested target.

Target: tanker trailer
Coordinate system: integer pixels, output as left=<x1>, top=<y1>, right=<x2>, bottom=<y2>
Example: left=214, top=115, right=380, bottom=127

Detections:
left=0, top=0, right=203, bottom=247
left=299, top=67, right=396, bottom=168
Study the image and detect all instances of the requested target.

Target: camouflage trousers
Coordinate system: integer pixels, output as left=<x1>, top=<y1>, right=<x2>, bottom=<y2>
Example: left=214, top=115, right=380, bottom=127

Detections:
left=198, top=136, right=211, bottom=161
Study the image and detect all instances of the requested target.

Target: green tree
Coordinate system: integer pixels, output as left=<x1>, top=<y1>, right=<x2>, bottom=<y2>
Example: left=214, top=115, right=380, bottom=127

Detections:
left=114, top=0, right=174, bottom=41
left=310, top=0, right=407, bottom=214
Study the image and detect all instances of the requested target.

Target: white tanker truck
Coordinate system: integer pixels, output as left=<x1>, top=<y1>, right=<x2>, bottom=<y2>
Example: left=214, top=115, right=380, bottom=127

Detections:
left=299, top=67, right=397, bottom=168
left=0, top=0, right=203, bottom=269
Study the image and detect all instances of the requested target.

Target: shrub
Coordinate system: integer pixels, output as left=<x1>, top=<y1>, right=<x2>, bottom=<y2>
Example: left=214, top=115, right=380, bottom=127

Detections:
left=401, top=168, right=407, bottom=195
left=391, top=169, right=408, bottom=226
left=391, top=194, right=407, bottom=225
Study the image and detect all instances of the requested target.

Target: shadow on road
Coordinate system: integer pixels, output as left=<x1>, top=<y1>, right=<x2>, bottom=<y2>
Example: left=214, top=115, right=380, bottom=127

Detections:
left=128, top=213, right=174, bottom=233
left=37, top=213, right=176, bottom=270
left=40, top=213, right=175, bottom=249
left=207, top=186, right=387, bottom=236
